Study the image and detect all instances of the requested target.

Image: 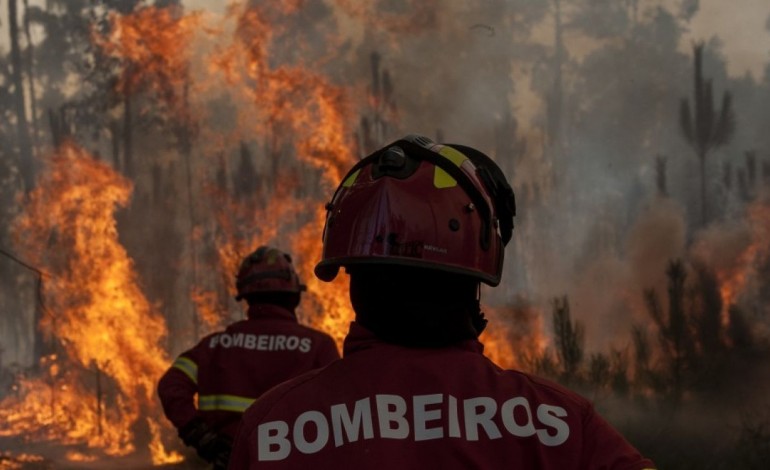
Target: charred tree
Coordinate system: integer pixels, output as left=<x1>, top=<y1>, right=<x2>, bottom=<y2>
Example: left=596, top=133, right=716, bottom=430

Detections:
left=745, top=150, right=756, bottom=188
left=122, top=83, right=135, bottom=178
left=234, top=142, right=258, bottom=201
left=722, top=161, right=732, bottom=191
left=8, top=0, right=35, bottom=192
left=109, top=120, right=121, bottom=171
left=609, top=349, right=629, bottom=396
left=21, top=0, right=39, bottom=157
left=552, top=295, right=584, bottom=384
left=494, top=108, right=527, bottom=182
left=587, top=352, right=610, bottom=389
left=644, top=259, right=690, bottom=402
left=693, top=264, right=723, bottom=357
left=679, top=42, right=735, bottom=227
left=356, top=51, right=397, bottom=157
left=727, top=305, right=753, bottom=352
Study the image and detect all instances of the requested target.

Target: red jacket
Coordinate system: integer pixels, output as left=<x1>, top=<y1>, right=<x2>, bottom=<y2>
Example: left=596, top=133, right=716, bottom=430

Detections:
left=229, top=322, right=656, bottom=469
left=157, top=305, right=340, bottom=438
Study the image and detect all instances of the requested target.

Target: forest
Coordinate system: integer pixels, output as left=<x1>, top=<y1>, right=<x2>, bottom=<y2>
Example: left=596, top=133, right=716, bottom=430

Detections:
left=0, top=0, right=769, bottom=468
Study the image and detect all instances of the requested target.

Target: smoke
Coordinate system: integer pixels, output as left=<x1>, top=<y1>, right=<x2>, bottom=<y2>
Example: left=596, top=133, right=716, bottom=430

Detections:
left=2, top=1, right=770, bottom=465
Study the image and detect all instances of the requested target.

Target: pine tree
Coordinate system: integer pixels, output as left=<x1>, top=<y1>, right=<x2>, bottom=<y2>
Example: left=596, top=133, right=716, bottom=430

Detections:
left=679, top=42, right=735, bottom=226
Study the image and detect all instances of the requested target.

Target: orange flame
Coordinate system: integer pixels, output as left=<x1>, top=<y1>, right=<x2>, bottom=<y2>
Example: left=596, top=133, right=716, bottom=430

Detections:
left=694, top=200, right=770, bottom=323
left=480, top=301, right=548, bottom=370
left=1, top=142, right=180, bottom=463
left=93, top=5, right=203, bottom=114
left=194, top=3, right=358, bottom=348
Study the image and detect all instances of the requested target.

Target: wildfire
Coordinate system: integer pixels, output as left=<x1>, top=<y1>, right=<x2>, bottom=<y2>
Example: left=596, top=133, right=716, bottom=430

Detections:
left=0, top=452, right=44, bottom=470
left=1, top=142, right=180, bottom=463
left=193, top=2, right=358, bottom=348
left=93, top=4, right=203, bottom=114
left=693, top=199, right=770, bottom=323
left=480, top=301, right=548, bottom=371
left=1, top=2, right=549, bottom=466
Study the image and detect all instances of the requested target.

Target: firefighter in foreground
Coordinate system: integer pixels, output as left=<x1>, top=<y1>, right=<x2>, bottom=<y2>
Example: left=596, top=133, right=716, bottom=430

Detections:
left=229, top=135, right=656, bottom=469
left=157, top=246, right=340, bottom=469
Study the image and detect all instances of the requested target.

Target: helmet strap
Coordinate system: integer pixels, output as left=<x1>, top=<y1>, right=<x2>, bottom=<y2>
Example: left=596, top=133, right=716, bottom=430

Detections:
left=470, top=283, right=488, bottom=336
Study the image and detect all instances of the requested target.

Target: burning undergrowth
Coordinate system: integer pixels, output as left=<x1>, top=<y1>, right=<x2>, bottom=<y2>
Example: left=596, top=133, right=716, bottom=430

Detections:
left=1, top=1, right=770, bottom=469
left=0, top=143, right=181, bottom=464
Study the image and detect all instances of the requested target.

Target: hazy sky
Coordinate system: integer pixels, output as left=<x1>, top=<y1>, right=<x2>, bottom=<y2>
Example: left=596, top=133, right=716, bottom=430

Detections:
left=686, top=0, right=770, bottom=78
left=0, top=1, right=766, bottom=78
left=178, top=0, right=770, bottom=78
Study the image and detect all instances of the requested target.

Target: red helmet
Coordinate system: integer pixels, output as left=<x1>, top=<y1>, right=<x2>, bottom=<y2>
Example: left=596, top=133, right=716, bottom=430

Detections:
left=315, top=135, right=515, bottom=286
left=235, top=246, right=305, bottom=300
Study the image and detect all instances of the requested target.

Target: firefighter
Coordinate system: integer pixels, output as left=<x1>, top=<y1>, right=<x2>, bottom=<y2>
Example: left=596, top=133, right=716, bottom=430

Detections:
left=228, top=135, right=656, bottom=469
left=157, top=246, right=340, bottom=469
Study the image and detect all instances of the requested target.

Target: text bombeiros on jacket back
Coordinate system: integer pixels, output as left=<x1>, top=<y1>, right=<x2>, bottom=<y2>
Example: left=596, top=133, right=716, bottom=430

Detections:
left=256, top=393, right=570, bottom=461
left=209, top=333, right=313, bottom=352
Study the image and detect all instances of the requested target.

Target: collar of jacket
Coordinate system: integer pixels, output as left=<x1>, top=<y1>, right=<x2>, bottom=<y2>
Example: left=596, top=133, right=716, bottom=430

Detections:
left=246, top=303, right=297, bottom=321
left=342, top=321, right=485, bottom=356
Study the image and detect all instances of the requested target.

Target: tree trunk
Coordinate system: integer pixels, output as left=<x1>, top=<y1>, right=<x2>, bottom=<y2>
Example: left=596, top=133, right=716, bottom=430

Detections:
left=9, top=0, right=35, bottom=191
left=699, top=151, right=707, bottom=227
left=22, top=0, right=40, bottom=157
left=123, top=88, right=134, bottom=178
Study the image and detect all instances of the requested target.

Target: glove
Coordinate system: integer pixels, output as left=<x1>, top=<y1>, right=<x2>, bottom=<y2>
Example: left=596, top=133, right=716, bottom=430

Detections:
left=179, top=418, right=233, bottom=468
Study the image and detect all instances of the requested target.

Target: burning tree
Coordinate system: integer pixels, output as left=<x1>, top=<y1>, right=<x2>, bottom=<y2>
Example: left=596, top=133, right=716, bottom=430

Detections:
left=551, top=296, right=584, bottom=384
left=1, top=142, right=180, bottom=463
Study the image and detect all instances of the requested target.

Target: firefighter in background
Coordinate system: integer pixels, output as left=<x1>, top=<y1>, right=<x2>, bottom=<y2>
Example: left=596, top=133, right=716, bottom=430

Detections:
left=228, top=135, right=656, bottom=469
left=157, top=246, right=340, bottom=469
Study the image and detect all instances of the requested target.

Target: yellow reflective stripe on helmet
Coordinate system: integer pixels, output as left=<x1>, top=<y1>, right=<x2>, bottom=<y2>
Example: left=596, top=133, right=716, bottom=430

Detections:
left=172, top=356, right=198, bottom=383
left=198, top=394, right=256, bottom=413
left=434, top=146, right=469, bottom=188
left=438, top=146, right=469, bottom=166
left=342, top=169, right=361, bottom=187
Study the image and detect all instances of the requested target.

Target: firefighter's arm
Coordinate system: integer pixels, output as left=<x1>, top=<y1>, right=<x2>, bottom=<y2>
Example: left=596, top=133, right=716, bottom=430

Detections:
left=178, top=417, right=232, bottom=468
left=157, top=355, right=200, bottom=430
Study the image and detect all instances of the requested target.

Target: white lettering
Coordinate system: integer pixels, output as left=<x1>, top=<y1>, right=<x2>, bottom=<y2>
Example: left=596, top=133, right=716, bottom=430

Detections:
left=501, top=397, right=536, bottom=437
left=464, top=397, right=502, bottom=440
left=293, top=411, right=329, bottom=454
left=375, top=394, right=409, bottom=439
left=209, top=334, right=312, bottom=353
left=331, top=398, right=374, bottom=446
left=254, top=393, right=572, bottom=461
left=447, top=395, right=461, bottom=438
left=258, top=421, right=290, bottom=461
left=413, top=394, right=443, bottom=441
left=536, top=404, right=570, bottom=446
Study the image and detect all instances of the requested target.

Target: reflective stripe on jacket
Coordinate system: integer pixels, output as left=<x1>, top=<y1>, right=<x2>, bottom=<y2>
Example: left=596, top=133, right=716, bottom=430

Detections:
left=157, top=304, right=340, bottom=438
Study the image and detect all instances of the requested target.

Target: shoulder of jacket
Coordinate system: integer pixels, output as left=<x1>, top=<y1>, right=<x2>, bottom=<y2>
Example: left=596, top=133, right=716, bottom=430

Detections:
left=296, top=324, right=336, bottom=340
left=502, top=368, right=591, bottom=410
